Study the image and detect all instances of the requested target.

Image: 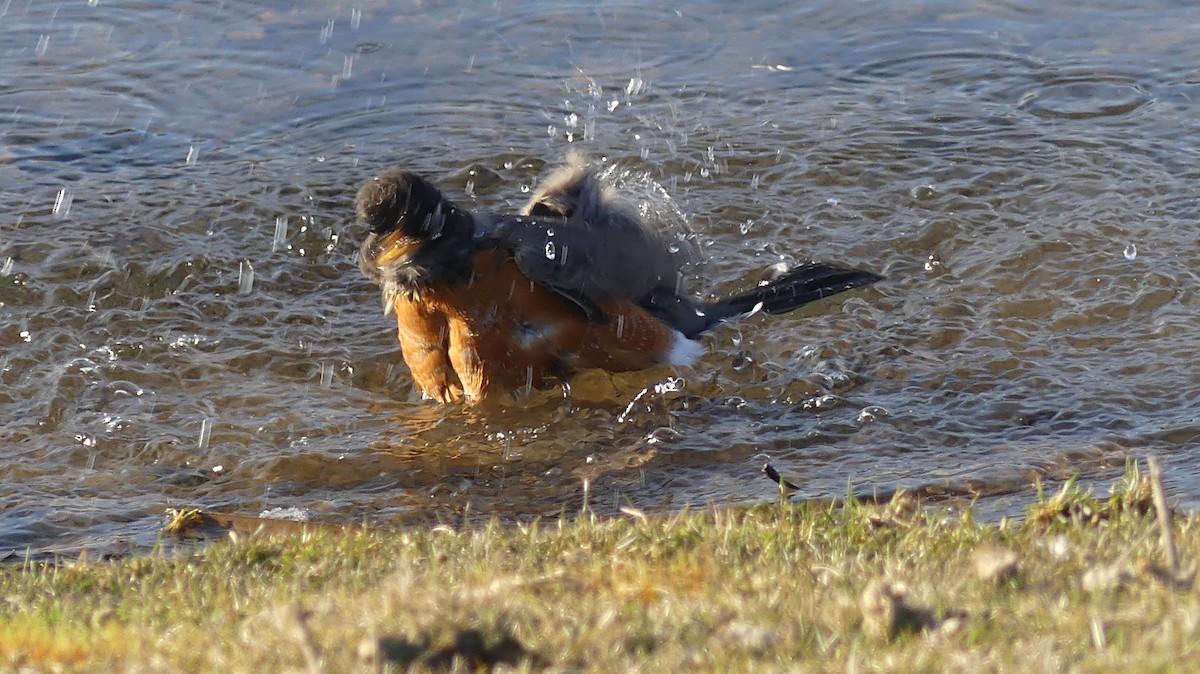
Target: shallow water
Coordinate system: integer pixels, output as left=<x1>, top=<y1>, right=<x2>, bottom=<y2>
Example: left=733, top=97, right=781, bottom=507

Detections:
left=3, top=0, right=1200, bottom=556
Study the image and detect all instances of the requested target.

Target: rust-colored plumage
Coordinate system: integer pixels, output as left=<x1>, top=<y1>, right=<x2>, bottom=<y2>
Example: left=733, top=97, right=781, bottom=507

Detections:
left=358, top=156, right=881, bottom=403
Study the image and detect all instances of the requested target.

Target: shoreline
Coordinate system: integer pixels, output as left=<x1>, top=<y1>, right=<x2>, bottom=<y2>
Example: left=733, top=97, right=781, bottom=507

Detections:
left=2, top=462, right=1196, bottom=672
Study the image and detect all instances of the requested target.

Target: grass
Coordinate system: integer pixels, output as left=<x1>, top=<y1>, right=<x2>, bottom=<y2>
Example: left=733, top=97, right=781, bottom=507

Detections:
left=2, top=463, right=1199, bottom=673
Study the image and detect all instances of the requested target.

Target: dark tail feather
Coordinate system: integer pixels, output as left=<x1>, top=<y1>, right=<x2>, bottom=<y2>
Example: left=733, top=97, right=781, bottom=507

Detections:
left=699, top=262, right=883, bottom=330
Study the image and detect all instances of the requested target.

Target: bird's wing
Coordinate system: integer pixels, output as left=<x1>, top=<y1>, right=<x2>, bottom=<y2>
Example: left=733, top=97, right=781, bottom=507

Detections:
left=493, top=157, right=688, bottom=319
left=481, top=215, right=612, bottom=322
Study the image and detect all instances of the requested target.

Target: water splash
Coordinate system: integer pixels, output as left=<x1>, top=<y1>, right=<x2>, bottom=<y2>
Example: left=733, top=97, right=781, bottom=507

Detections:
left=197, top=417, right=212, bottom=451
left=52, top=188, right=72, bottom=217
left=237, top=260, right=254, bottom=295
left=617, top=377, right=685, bottom=423
left=1123, top=244, right=1137, bottom=261
left=856, top=405, right=891, bottom=424
left=272, top=216, right=288, bottom=252
left=910, top=184, right=937, bottom=200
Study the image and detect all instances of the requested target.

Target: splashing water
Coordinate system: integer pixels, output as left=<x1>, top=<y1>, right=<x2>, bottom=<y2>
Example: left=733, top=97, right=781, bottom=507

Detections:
left=52, top=188, right=72, bottom=217
left=197, top=417, right=212, bottom=451
left=272, top=216, right=288, bottom=252
left=617, top=377, right=685, bottom=423
left=237, top=260, right=255, bottom=295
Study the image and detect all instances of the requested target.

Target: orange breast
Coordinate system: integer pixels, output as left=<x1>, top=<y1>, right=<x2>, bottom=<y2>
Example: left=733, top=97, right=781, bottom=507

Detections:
left=389, top=250, right=682, bottom=402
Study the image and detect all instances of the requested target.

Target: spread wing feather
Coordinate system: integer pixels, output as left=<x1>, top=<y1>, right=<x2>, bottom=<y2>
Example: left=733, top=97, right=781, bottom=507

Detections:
left=482, top=156, right=683, bottom=321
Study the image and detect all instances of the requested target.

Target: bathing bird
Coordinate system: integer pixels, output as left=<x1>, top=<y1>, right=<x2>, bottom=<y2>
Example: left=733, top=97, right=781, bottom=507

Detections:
left=357, top=156, right=882, bottom=403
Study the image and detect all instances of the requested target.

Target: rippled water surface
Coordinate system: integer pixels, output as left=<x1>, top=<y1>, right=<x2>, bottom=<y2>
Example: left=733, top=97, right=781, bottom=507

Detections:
left=4, top=0, right=1200, bottom=556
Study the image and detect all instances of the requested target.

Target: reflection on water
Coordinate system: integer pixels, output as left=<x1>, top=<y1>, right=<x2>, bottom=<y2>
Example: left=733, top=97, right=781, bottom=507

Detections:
left=4, top=0, right=1200, bottom=556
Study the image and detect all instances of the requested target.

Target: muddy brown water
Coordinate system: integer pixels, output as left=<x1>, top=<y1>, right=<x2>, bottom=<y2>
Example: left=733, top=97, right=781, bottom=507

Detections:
left=3, top=0, right=1200, bottom=556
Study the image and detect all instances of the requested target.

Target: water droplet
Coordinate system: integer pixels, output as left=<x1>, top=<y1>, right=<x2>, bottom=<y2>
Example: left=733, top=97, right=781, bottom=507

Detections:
left=272, top=216, right=288, bottom=252
left=0, top=257, right=12, bottom=276
left=35, top=34, right=49, bottom=57
left=52, top=188, right=72, bottom=217
left=654, top=377, right=683, bottom=394
left=667, top=242, right=681, bottom=254
left=185, top=144, right=198, bottom=166
left=544, top=241, right=556, bottom=260
left=1123, top=244, right=1137, bottom=261
left=350, top=7, right=362, bottom=29
left=739, top=219, right=753, bottom=235
left=198, top=417, right=212, bottom=451
left=237, top=260, right=255, bottom=295
left=19, top=330, right=30, bottom=342
left=808, top=394, right=840, bottom=409
left=320, top=19, right=334, bottom=44
left=624, top=76, right=644, bottom=97
left=564, top=112, right=579, bottom=128
left=607, top=99, right=620, bottom=112
left=1049, top=535, right=1069, bottom=559
left=320, top=362, right=334, bottom=388
left=857, top=405, right=890, bottom=423
left=731, top=351, right=753, bottom=371
left=910, top=184, right=937, bottom=200
left=925, top=253, right=942, bottom=271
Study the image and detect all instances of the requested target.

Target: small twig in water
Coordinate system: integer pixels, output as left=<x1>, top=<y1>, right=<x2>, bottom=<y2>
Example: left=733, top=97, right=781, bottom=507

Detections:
left=762, top=463, right=802, bottom=493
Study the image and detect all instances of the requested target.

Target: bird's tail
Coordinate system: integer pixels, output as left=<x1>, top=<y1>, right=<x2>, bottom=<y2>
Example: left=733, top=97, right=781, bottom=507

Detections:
left=696, top=262, right=883, bottom=331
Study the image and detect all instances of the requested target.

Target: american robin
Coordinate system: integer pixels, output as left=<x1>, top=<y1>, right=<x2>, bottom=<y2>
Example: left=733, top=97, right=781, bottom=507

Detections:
left=358, top=156, right=882, bottom=404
